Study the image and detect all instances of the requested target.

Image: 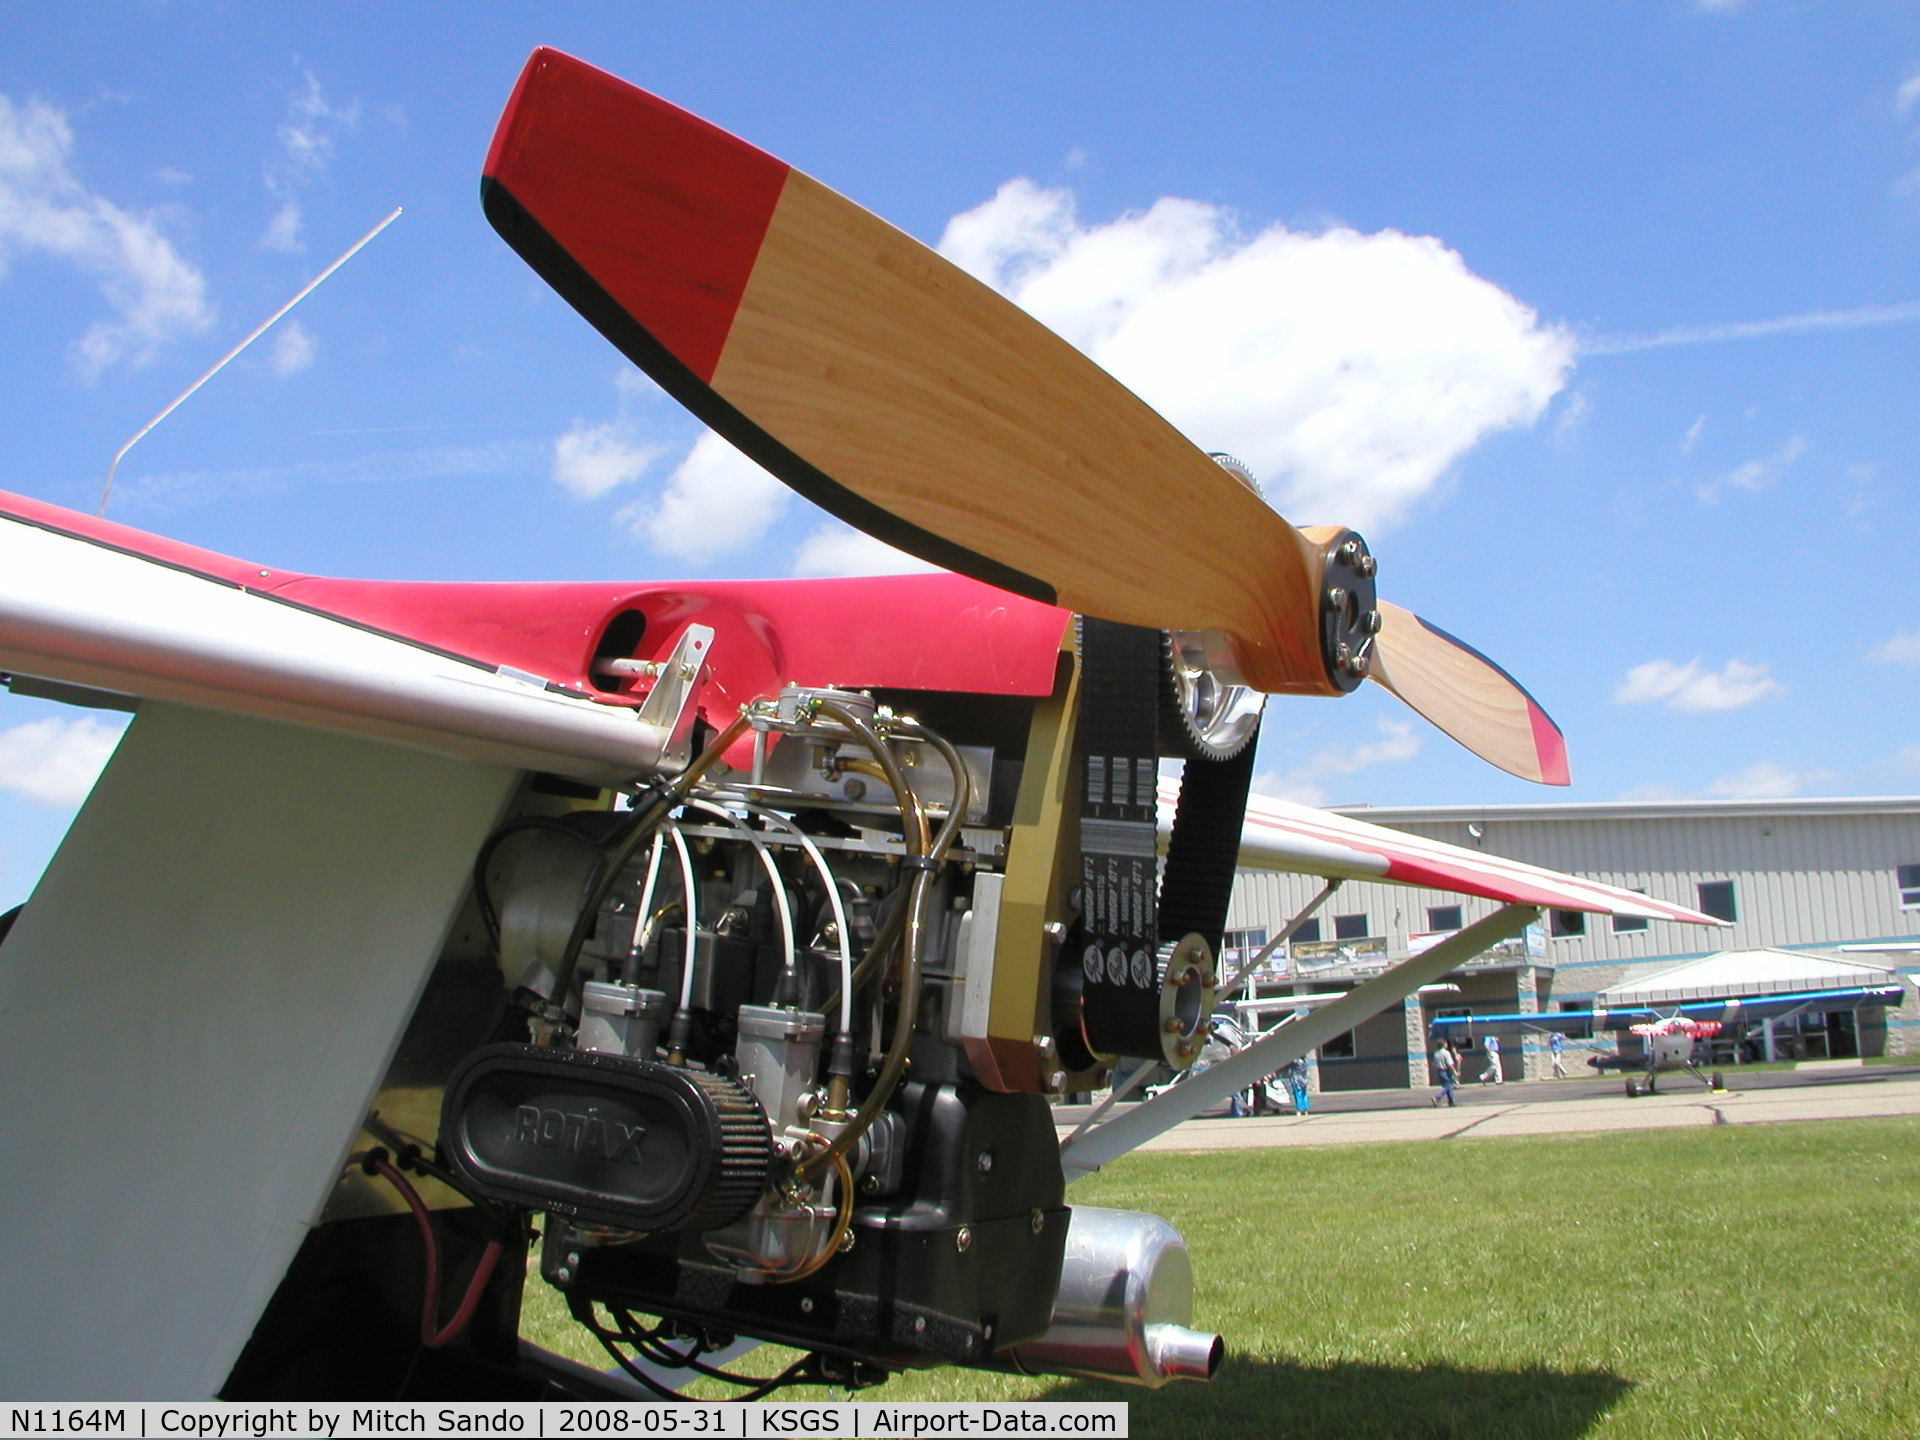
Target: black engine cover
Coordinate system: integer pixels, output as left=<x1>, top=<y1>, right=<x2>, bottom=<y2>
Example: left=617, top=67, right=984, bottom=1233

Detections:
left=440, top=1044, right=771, bottom=1232
left=547, top=1081, right=1070, bottom=1368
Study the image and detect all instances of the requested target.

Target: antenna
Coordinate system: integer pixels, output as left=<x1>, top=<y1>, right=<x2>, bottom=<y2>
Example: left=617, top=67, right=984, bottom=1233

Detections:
left=97, top=206, right=404, bottom=517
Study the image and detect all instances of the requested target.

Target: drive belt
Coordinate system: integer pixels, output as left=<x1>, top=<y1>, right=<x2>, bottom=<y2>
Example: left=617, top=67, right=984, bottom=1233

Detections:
left=1075, top=617, right=1164, bottom=1060
left=1075, top=619, right=1261, bottom=1063
left=1157, top=738, right=1257, bottom=955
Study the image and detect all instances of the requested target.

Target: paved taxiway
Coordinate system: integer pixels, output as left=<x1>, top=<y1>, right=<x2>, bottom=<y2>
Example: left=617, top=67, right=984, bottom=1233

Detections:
left=1055, top=1062, right=1920, bottom=1153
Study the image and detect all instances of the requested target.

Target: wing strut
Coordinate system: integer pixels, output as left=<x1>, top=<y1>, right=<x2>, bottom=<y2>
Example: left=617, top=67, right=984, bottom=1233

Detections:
left=1219, top=878, right=1343, bottom=1002
left=1059, top=903, right=1541, bottom=1180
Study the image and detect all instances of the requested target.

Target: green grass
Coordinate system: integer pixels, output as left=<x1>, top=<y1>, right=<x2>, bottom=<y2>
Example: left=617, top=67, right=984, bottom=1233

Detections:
left=524, top=1116, right=1920, bottom=1438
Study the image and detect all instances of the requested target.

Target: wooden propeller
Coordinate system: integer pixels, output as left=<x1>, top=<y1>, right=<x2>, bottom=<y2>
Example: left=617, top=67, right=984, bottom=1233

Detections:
left=481, top=47, right=1570, bottom=785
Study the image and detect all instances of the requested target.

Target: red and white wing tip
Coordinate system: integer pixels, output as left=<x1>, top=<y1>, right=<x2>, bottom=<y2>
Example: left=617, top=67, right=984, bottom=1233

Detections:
left=1157, top=781, right=1724, bottom=925
left=1631, top=1018, right=1722, bottom=1037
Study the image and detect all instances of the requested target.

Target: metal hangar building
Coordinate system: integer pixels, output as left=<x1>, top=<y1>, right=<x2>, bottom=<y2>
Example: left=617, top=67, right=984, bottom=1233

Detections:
left=1218, top=796, right=1920, bottom=1092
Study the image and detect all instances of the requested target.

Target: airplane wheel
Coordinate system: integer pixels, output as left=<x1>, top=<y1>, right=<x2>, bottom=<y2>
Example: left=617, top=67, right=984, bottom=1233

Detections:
left=1624, top=1080, right=1640, bottom=1098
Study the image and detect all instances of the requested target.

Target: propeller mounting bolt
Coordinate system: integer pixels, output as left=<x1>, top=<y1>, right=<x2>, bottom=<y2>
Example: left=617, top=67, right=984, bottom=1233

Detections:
left=1327, top=587, right=1348, bottom=612
left=1357, top=553, right=1377, bottom=578
left=1364, top=609, right=1383, bottom=634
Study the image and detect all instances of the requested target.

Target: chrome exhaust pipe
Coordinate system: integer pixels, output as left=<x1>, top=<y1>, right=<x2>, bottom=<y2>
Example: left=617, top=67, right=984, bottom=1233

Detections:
left=1005, top=1206, right=1223, bottom=1388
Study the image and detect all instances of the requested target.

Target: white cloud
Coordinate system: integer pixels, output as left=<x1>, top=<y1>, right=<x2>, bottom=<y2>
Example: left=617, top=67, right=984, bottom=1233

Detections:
left=0, top=715, right=126, bottom=807
left=791, top=524, right=945, bottom=577
left=550, top=367, right=684, bottom=501
left=261, top=71, right=358, bottom=252
left=1897, top=71, right=1920, bottom=119
left=1680, top=415, right=1706, bottom=455
left=936, top=179, right=1574, bottom=533
left=1871, top=630, right=1920, bottom=667
left=1551, top=390, right=1590, bottom=447
left=1695, top=434, right=1805, bottom=503
left=1703, top=761, right=1828, bottom=800
left=0, top=93, right=214, bottom=375
left=1254, top=718, right=1423, bottom=806
left=615, top=430, right=790, bottom=562
left=1614, top=657, right=1784, bottom=713
left=1612, top=781, right=1685, bottom=802
left=261, top=199, right=302, bottom=254
left=552, top=421, right=663, bottom=500
left=1616, top=759, right=1827, bottom=802
left=269, top=317, right=314, bottom=376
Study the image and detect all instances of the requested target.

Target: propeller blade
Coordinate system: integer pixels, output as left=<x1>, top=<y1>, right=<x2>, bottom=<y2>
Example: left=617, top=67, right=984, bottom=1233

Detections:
left=1368, top=600, right=1571, bottom=785
left=483, top=48, right=1570, bottom=783
left=482, top=48, right=1337, bottom=696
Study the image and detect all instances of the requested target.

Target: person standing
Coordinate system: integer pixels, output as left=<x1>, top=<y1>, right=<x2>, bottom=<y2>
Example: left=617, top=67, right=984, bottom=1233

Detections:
left=1284, top=1055, right=1311, bottom=1116
left=1480, top=1034, right=1504, bottom=1085
left=1549, top=1030, right=1568, bottom=1079
left=1431, top=1038, right=1457, bottom=1107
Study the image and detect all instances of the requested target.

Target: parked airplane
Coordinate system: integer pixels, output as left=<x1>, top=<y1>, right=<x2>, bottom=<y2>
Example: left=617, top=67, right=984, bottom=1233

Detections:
left=1617, top=1016, right=1726, bottom=1094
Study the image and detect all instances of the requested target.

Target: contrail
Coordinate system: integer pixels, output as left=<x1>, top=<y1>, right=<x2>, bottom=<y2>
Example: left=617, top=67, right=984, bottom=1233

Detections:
left=98, top=206, right=403, bottom=516
left=1582, top=299, right=1920, bottom=356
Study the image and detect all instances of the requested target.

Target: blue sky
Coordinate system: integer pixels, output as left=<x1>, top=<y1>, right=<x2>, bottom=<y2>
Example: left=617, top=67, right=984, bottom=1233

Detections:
left=3, top=2, right=1920, bottom=906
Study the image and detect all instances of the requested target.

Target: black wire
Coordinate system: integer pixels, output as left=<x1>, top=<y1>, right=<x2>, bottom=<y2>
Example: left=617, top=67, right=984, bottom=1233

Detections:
left=611, top=1308, right=765, bottom=1384
left=620, top=1329, right=715, bottom=1375
left=585, top=1318, right=696, bottom=1401
left=611, top=1309, right=798, bottom=1385
left=716, top=1356, right=813, bottom=1403
left=572, top=1298, right=815, bottom=1401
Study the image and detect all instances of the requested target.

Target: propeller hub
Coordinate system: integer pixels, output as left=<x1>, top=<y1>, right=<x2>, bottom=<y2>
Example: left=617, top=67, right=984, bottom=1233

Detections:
left=1318, top=530, right=1379, bottom=694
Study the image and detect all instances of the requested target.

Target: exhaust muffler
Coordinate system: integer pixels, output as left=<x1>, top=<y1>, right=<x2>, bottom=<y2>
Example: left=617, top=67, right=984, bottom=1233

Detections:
left=1004, top=1205, right=1223, bottom=1388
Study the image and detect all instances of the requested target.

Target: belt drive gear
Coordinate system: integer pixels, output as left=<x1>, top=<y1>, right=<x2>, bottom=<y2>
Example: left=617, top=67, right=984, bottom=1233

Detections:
left=1075, top=618, right=1237, bottom=1068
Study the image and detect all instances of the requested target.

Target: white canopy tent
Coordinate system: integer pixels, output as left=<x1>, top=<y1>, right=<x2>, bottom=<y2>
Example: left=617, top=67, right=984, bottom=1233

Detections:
left=1594, top=948, right=1907, bottom=1062
left=1595, top=948, right=1901, bottom=1008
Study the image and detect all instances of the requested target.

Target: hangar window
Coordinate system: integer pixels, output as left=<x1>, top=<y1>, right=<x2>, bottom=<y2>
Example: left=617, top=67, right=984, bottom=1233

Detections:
left=1291, top=917, right=1322, bottom=946
left=1550, top=908, right=1586, bottom=938
left=1320, top=1029, right=1357, bottom=1059
left=1697, top=880, right=1737, bottom=923
left=1220, top=927, right=1270, bottom=972
left=1427, top=905, right=1463, bottom=932
left=1613, top=890, right=1650, bottom=933
left=1553, top=1003, right=1594, bottom=1040
left=1334, top=913, right=1369, bottom=941
left=1898, top=865, right=1920, bottom=908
